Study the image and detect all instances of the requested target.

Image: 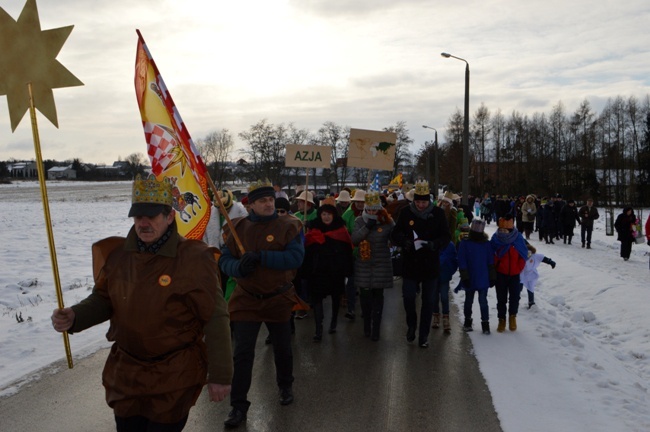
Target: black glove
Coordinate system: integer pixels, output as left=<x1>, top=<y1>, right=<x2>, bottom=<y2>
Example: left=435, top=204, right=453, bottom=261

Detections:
left=365, top=218, right=378, bottom=229
left=239, top=252, right=261, bottom=277
left=425, top=241, right=437, bottom=252
left=403, top=239, right=414, bottom=253
left=549, top=260, right=556, bottom=269
left=462, top=279, right=471, bottom=289
left=489, top=279, right=496, bottom=288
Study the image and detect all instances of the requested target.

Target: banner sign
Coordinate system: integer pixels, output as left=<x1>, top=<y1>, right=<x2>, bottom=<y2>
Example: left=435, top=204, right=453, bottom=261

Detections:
left=285, top=144, right=332, bottom=169
left=347, top=128, right=397, bottom=170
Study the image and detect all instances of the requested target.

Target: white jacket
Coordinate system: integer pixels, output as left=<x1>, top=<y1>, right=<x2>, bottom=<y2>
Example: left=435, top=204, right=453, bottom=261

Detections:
left=202, top=202, right=248, bottom=249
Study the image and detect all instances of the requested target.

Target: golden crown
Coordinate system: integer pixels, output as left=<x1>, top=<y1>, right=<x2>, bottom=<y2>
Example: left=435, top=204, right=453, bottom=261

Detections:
left=364, top=190, right=382, bottom=208
left=132, top=174, right=173, bottom=206
left=414, top=180, right=429, bottom=196
left=247, top=179, right=273, bottom=193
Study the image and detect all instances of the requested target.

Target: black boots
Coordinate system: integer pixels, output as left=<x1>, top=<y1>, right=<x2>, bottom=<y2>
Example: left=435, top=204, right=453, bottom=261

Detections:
left=463, top=318, right=473, bottom=332
left=481, top=321, right=490, bottom=334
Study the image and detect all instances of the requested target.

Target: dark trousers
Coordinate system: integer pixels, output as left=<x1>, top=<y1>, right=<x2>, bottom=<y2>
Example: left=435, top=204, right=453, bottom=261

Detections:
left=115, top=415, right=188, bottom=432
left=402, top=277, right=437, bottom=341
left=495, top=273, right=521, bottom=319
left=620, top=240, right=633, bottom=259
left=230, top=320, right=294, bottom=413
left=581, top=225, right=593, bottom=245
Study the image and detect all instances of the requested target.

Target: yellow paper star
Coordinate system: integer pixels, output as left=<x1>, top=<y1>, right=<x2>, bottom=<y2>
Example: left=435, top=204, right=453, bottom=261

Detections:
left=0, top=0, right=83, bottom=132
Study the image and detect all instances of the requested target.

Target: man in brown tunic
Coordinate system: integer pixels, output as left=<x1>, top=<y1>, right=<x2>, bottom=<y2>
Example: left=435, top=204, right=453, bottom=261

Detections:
left=52, top=174, right=233, bottom=432
left=219, top=180, right=305, bottom=428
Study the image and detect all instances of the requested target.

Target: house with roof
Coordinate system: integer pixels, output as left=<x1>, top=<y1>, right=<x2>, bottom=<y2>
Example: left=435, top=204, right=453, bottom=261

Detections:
left=47, top=165, right=76, bottom=180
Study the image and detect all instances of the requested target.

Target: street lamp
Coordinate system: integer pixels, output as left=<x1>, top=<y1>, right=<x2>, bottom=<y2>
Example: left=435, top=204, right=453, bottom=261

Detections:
left=422, top=125, right=439, bottom=198
left=441, top=52, right=470, bottom=206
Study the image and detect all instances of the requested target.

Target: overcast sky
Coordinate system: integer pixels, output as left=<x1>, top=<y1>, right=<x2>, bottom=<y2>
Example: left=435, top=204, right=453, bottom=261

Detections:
left=1, top=0, right=649, bottom=165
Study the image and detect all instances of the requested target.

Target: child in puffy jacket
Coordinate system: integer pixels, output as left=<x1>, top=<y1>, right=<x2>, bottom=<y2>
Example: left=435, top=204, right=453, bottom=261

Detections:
left=433, top=241, right=458, bottom=332
left=490, top=215, right=528, bottom=333
left=520, top=244, right=556, bottom=309
left=457, top=219, right=495, bottom=334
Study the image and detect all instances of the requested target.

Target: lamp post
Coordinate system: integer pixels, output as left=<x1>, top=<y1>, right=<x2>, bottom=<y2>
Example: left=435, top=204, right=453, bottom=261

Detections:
left=422, top=125, right=439, bottom=198
left=441, top=52, right=470, bottom=206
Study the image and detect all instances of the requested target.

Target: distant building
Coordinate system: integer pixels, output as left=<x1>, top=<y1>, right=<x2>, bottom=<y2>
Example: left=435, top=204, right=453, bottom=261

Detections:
left=47, top=165, right=76, bottom=180
left=8, top=161, right=38, bottom=178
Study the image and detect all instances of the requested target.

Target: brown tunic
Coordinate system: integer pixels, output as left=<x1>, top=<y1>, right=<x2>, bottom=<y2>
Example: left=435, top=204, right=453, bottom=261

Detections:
left=224, top=215, right=303, bottom=322
left=70, top=224, right=232, bottom=423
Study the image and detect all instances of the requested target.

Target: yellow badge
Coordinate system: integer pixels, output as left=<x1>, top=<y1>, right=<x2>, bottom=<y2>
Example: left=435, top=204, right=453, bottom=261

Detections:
left=409, top=220, right=415, bottom=226
left=158, top=275, right=171, bottom=287
left=266, top=235, right=275, bottom=242
left=377, top=227, right=383, bottom=233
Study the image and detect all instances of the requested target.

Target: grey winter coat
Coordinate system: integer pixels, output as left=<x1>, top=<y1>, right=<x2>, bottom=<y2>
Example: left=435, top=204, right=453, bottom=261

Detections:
left=352, top=214, right=395, bottom=290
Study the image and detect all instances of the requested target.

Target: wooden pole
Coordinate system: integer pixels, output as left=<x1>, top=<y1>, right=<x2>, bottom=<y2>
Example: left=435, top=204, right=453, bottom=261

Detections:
left=27, top=83, right=73, bottom=369
left=303, top=169, right=309, bottom=224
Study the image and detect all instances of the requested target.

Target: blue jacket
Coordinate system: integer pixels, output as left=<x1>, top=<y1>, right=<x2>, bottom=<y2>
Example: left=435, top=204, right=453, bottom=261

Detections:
left=457, top=233, right=494, bottom=291
left=438, top=241, right=458, bottom=284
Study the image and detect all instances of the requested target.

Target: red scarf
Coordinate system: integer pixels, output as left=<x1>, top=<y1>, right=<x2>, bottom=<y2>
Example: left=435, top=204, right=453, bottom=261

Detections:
left=305, top=226, right=353, bottom=248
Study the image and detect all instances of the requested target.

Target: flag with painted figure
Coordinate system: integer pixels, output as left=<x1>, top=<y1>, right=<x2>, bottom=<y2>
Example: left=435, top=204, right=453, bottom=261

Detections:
left=134, top=30, right=211, bottom=239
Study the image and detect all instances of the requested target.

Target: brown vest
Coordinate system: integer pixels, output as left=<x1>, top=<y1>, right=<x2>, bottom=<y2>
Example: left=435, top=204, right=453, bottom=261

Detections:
left=225, top=215, right=303, bottom=322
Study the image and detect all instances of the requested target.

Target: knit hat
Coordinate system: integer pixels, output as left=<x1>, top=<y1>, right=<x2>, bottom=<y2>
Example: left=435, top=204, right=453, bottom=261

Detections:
left=498, top=216, right=515, bottom=230
left=275, top=197, right=290, bottom=212
left=336, top=190, right=351, bottom=203
left=128, top=174, right=173, bottom=217
left=247, top=179, right=274, bottom=203
left=414, top=180, right=430, bottom=201
left=470, top=219, right=485, bottom=233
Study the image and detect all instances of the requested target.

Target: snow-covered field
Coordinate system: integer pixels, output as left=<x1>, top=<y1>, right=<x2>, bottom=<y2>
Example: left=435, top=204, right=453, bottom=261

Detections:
left=1, top=180, right=649, bottom=431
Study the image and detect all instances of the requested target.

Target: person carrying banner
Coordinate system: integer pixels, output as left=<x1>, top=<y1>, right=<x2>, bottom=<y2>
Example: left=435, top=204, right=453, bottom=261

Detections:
left=219, top=180, right=305, bottom=428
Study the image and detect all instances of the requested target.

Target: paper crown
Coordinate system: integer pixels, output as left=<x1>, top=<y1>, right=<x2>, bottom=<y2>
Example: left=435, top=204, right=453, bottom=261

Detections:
left=248, top=179, right=272, bottom=194
left=132, top=174, right=173, bottom=206
left=414, top=180, right=430, bottom=198
left=247, top=179, right=274, bottom=203
left=364, top=191, right=382, bottom=209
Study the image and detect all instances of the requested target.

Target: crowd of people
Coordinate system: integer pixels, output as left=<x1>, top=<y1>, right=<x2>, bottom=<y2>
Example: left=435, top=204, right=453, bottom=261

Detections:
left=51, top=175, right=650, bottom=431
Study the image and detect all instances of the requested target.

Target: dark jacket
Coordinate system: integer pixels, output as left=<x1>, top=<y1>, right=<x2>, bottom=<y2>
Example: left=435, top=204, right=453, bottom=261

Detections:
left=578, top=204, right=599, bottom=229
left=391, top=202, right=450, bottom=281
left=560, top=203, right=580, bottom=228
left=614, top=209, right=636, bottom=242
left=540, top=204, right=557, bottom=231
left=303, top=216, right=353, bottom=296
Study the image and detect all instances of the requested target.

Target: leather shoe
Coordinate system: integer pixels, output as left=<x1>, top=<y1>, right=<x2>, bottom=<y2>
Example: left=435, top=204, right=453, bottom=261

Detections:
left=224, top=408, right=246, bottom=428
left=279, top=388, right=294, bottom=406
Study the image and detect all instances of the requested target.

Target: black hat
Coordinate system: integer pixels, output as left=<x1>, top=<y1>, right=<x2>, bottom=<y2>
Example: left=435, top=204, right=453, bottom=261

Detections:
left=247, top=180, right=274, bottom=203
left=275, top=197, right=290, bottom=212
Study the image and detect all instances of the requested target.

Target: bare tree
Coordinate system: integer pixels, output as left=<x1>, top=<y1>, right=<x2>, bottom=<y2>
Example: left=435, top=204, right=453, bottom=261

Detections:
left=124, top=153, right=146, bottom=179
left=197, top=129, right=234, bottom=189
left=383, top=121, right=414, bottom=178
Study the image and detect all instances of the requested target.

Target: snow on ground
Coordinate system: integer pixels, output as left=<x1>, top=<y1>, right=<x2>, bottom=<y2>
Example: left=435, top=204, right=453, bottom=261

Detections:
left=1, top=180, right=649, bottom=431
